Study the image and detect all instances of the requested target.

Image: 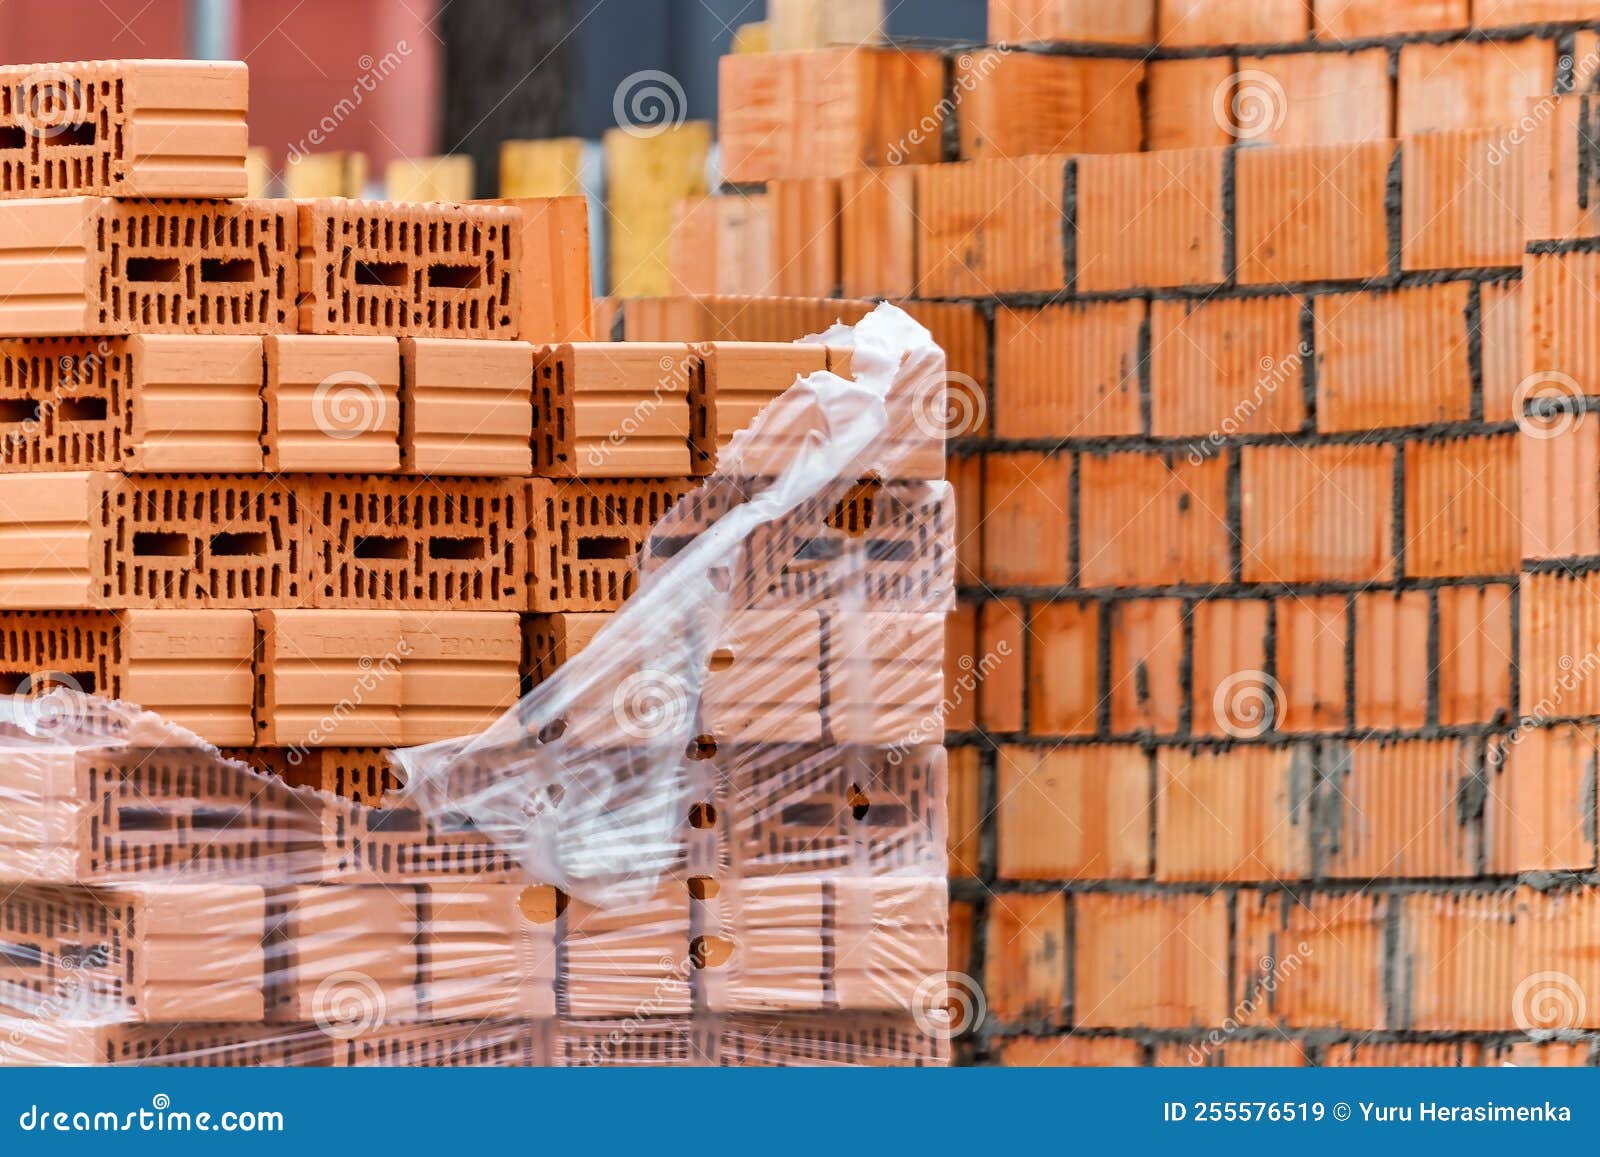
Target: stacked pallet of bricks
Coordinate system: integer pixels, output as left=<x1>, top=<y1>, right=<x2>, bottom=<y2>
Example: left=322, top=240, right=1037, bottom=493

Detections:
left=634, top=0, right=1600, bottom=1065
left=0, top=59, right=951, bottom=1065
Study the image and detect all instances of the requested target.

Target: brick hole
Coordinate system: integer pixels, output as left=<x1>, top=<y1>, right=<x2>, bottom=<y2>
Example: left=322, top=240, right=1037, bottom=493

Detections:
left=352, top=535, right=409, bottom=560
left=688, top=876, right=719, bottom=900
left=426, top=262, right=481, bottom=290
left=116, top=806, right=171, bottom=831
left=537, top=717, right=567, bottom=743
left=367, top=807, right=422, bottom=833
left=200, top=258, right=254, bottom=283
left=576, top=534, right=630, bottom=561
left=0, top=398, right=41, bottom=424
left=427, top=535, right=484, bottom=561
left=690, top=934, right=733, bottom=969
left=687, top=734, right=718, bottom=760
left=847, top=783, right=870, bottom=820
left=688, top=801, right=718, bottom=828
left=209, top=532, right=267, bottom=557
left=42, top=122, right=94, bottom=148
left=708, top=647, right=735, bottom=673
left=518, top=884, right=567, bottom=923
left=189, top=807, right=236, bottom=830
left=780, top=802, right=835, bottom=824
left=132, top=531, right=189, bottom=557
left=0, top=126, right=24, bottom=150
left=0, top=941, right=41, bottom=968
left=124, top=257, right=180, bottom=283
left=355, top=260, right=407, bottom=287
left=56, top=396, right=106, bottom=422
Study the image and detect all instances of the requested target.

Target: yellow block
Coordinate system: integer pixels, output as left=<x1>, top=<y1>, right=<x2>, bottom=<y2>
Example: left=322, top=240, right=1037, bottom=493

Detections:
left=501, top=138, right=586, bottom=198
left=245, top=147, right=272, bottom=198
left=386, top=155, right=474, bottom=202
left=731, top=21, right=769, bottom=53
left=769, top=0, right=884, bottom=50
left=286, top=152, right=368, bottom=198
left=604, top=121, right=710, bottom=298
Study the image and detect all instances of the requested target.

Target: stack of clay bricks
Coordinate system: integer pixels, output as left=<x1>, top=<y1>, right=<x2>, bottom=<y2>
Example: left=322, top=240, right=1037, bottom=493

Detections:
left=0, top=58, right=952, bottom=1066
left=639, top=0, right=1600, bottom=1065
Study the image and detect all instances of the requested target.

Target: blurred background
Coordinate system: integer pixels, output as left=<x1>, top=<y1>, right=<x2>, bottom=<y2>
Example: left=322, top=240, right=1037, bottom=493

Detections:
left=0, top=0, right=982, bottom=192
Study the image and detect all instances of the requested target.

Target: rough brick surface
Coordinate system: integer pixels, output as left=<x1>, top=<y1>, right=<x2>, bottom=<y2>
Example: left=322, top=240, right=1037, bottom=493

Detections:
left=1240, top=443, right=1396, bottom=583
left=1074, top=892, right=1230, bottom=1028
left=917, top=156, right=1068, bottom=296
left=531, top=342, right=692, bottom=477
left=1235, top=142, right=1393, bottom=286
left=0, top=60, right=248, bottom=199
left=295, top=199, right=520, bottom=339
left=1314, top=283, right=1472, bottom=432
left=1235, top=50, right=1391, bottom=147
left=957, top=51, right=1143, bottom=159
left=264, top=335, right=400, bottom=473
left=401, top=338, right=535, bottom=476
left=0, top=196, right=296, bottom=335
left=997, top=745, right=1151, bottom=879
left=1075, top=148, right=1226, bottom=292
left=995, top=302, right=1142, bottom=439
left=1079, top=450, right=1231, bottom=587
left=525, top=477, right=696, bottom=612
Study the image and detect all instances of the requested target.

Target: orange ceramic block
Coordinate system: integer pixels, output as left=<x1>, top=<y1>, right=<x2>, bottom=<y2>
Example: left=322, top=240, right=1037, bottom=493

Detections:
left=840, top=168, right=916, bottom=298
left=295, top=199, right=520, bottom=339
left=254, top=610, right=521, bottom=747
left=823, top=611, right=944, bottom=747
left=301, top=476, right=527, bottom=610
left=1233, top=50, right=1390, bottom=147
left=522, top=610, right=611, bottom=684
left=562, top=887, right=691, bottom=1017
left=917, top=157, right=1069, bottom=295
left=697, top=878, right=829, bottom=1012
left=263, top=335, right=401, bottom=472
left=769, top=178, right=840, bottom=297
left=996, top=745, right=1152, bottom=879
left=488, top=195, right=592, bottom=342
left=988, top=0, right=1155, bottom=42
left=421, top=883, right=559, bottom=1019
left=0, top=196, right=296, bottom=335
left=1235, top=890, right=1388, bottom=1029
left=830, top=878, right=946, bottom=1011
left=531, top=342, right=693, bottom=477
left=1397, top=38, right=1554, bottom=135
left=0, top=335, right=264, bottom=472
left=1156, top=745, right=1314, bottom=882
left=701, top=609, right=826, bottom=744
left=269, top=885, right=421, bottom=1023
left=525, top=477, right=696, bottom=612
left=1319, top=738, right=1481, bottom=879
left=0, top=60, right=249, bottom=198
left=1073, top=892, right=1231, bottom=1028
left=956, top=51, right=1142, bottom=158
left=0, top=884, right=264, bottom=1023
left=1234, top=141, right=1393, bottom=285
left=718, top=48, right=945, bottom=182
left=690, top=340, right=828, bottom=473
left=0, top=472, right=305, bottom=609
left=401, top=338, right=535, bottom=476
left=1075, top=149, right=1227, bottom=292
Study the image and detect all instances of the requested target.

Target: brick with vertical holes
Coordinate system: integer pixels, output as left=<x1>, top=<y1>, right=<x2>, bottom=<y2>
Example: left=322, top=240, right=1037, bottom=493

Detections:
left=1074, top=891, right=1230, bottom=1028
left=1436, top=584, right=1513, bottom=725
left=997, top=744, right=1152, bottom=879
left=1149, top=294, right=1307, bottom=439
left=1078, top=450, right=1231, bottom=588
left=1108, top=597, right=1184, bottom=735
left=1486, top=725, right=1599, bottom=873
left=1028, top=600, right=1100, bottom=736
left=1075, top=148, right=1227, bottom=293
left=1235, top=141, right=1394, bottom=286
left=1157, top=744, right=1314, bottom=882
left=985, top=892, right=1067, bottom=1023
left=994, top=301, right=1143, bottom=439
left=1190, top=598, right=1271, bottom=739
left=1274, top=595, right=1348, bottom=732
left=1318, top=738, right=1483, bottom=879
left=1404, top=434, right=1520, bottom=578
left=1354, top=590, right=1431, bottom=730
left=980, top=452, right=1070, bottom=586
left=1241, top=443, right=1396, bottom=584
left=957, top=51, right=1143, bottom=159
left=1235, top=890, right=1388, bottom=1029
left=1397, top=38, right=1554, bottom=135
left=1234, top=50, right=1391, bottom=147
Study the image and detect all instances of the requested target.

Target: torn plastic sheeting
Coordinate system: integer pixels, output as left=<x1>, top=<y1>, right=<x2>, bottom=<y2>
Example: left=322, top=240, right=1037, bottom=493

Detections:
left=391, top=302, right=954, bottom=907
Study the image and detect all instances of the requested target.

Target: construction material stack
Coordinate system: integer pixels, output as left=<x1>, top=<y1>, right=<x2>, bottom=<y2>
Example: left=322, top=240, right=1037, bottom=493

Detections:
left=0, top=59, right=952, bottom=1065
left=646, top=0, right=1600, bottom=1065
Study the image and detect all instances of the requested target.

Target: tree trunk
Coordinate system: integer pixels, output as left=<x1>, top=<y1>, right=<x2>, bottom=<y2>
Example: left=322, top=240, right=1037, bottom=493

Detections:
left=440, top=0, right=577, bottom=197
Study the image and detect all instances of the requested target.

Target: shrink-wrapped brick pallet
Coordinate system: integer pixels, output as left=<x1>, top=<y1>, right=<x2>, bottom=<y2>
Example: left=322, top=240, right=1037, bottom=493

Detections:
left=0, top=57, right=953, bottom=1067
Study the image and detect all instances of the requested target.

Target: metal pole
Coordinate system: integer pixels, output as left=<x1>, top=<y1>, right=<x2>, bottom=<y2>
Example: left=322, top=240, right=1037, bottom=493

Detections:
left=189, top=0, right=236, bottom=59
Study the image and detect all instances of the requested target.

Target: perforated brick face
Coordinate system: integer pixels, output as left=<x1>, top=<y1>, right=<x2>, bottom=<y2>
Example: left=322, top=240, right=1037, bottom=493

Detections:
left=296, top=200, right=521, bottom=339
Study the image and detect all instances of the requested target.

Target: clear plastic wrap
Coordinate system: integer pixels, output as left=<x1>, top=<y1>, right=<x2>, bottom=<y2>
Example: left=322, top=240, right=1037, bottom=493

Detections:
left=0, top=304, right=955, bottom=1066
